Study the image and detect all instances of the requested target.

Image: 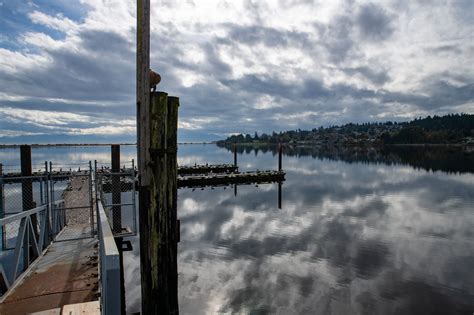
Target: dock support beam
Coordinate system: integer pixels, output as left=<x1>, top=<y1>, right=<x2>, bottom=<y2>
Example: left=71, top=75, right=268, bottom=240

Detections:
left=137, top=1, right=179, bottom=312
left=139, top=92, right=179, bottom=314
left=136, top=0, right=153, bottom=313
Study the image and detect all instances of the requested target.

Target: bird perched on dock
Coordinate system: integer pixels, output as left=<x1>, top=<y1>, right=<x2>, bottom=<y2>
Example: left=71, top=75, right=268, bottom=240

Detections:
left=149, top=69, right=161, bottom=92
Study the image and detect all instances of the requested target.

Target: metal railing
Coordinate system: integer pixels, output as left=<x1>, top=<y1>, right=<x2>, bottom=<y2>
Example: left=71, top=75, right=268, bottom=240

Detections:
left=96, top=189, right=121, bottom=315
left=95, top=162, right=137, bottom=238
left=0, top=199, right=65, bottom=296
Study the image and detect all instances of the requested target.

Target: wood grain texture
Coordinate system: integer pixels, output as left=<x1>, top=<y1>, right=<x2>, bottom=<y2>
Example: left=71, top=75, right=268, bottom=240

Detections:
left=137, top=0, right=150, bottom=187
left=140, top=92, right=179, bottom=314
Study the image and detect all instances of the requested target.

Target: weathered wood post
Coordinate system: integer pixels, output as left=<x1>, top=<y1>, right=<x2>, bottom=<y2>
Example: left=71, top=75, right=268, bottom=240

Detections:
left=136, top=0, right=152, bottom=313
left=111, top=145, right=122, bottom=233
left=139, top=92, right=180, bottom=313
left=137, top=1, right=179, bottom=313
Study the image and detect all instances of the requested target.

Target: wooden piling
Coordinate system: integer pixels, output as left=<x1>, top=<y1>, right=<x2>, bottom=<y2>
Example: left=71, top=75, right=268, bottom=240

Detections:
left=136, top=1, right=152, bottom=314
left=20, top=145, right=34, bottom=212
left=137, top=0, right=151, bottom=188
left=111, top=145, right=122, bottom=233
left=139, top=92, right=179, bottom=314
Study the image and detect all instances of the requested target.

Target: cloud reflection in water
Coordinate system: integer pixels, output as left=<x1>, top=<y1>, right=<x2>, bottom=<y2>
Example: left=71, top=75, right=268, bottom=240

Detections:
left=124, top=145, right=474, bottom=314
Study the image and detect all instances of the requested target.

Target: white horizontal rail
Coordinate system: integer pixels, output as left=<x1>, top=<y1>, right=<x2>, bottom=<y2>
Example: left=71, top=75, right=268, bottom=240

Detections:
left=0, top=199, right=63, bottom=226
left=97, top=198, right=121, bottom=315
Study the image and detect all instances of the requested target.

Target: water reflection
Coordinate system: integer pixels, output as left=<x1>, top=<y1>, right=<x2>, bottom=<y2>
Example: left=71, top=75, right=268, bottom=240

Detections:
left=2, top=145, right=473, bottom=314
left=123, top=145, right=474, bottom=314
left=219, top=144, right=474, bottom=174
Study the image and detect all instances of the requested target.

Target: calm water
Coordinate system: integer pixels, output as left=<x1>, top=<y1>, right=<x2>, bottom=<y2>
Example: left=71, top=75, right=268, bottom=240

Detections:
left=1, top=145, right=474, bottom=314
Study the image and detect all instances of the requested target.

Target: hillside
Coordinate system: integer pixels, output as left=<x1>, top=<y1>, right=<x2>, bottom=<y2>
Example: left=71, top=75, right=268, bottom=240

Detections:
left=217, top=114, right=474, bottom=146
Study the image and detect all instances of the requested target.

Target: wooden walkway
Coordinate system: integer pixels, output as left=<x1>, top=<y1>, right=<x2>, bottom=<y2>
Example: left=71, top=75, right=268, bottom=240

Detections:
left=0, top=176, right=99, bottom=315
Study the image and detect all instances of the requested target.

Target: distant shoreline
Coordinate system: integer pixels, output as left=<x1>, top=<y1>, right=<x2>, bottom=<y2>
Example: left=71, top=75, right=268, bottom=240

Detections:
left=0, top=142, right=215, bottom=148
left=1, top=142, right=471, bottom=149
left=216, top=141, right=473, bottom=147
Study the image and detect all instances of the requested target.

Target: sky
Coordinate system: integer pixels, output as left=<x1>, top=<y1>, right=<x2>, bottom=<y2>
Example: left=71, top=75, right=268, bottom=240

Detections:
left=0, top=0, right=473, bottom=143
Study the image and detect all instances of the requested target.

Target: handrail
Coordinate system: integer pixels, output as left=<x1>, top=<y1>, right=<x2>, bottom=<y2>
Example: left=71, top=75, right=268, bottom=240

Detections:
left=97, top=197, right=121, bottom=315
left=0, top=199, right=66, bottom=298
left=0, top=200, right=64, bottom=226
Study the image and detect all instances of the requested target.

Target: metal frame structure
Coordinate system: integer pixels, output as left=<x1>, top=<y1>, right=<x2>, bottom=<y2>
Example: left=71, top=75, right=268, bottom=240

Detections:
left=0, top=199, right=65, bottom=296
left=1, top=161, right=132, bottom=313
left=95, top=164, right=137, bottom=238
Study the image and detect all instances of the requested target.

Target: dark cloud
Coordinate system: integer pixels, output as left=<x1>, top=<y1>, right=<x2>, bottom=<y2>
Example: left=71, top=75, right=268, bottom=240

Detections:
left=342, top=66, right=391, bottom=85
left=356, top=4, right=395, bottom=42
left=425, top=44, right=462, bottom=55
left=0, top=0, right=472, bottom=143
left=381, top=81, right=474, bottom=110
left=317, top=15, right=356, bottom=63
left=222, top=24, right=310, bottom=48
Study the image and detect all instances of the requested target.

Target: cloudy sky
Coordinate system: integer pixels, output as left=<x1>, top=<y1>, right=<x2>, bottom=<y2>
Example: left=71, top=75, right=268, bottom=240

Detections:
left=0, top=0, right=473, bottom=143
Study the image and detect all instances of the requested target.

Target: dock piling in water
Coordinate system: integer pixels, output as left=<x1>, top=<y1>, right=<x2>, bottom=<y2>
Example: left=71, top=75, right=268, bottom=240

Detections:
left=138, top=91, right=180, bottom=314
left=111, top=145, right=122, bottom=233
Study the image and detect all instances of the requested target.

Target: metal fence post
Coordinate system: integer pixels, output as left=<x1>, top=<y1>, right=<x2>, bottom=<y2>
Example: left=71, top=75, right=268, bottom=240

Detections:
left=131, top=159, right=137, bottom=234
left=49, top=162, right=54, bottom=205
left=94, top=160, right=99, bottom=234
left=44, top=162, right=51, bottom=239
left=44, top=161, right=51, bottom=245
left=39, top=176, right=44, bottom=205
left=89, top=161, right=94, bottom=235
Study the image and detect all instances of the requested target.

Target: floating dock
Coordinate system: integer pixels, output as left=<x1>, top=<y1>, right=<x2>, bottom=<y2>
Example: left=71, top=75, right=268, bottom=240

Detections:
left=177, top=164, right=238, bottom=175
left=178, top=170, right=285, bottom=188
left=98, top=168, right=285, bottom=192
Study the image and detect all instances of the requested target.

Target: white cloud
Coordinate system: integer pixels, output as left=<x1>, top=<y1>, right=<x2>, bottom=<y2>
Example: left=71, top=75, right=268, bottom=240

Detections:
left=0, top=0, right=472, bottom=141
left=28, top=10, right=78, bottom=33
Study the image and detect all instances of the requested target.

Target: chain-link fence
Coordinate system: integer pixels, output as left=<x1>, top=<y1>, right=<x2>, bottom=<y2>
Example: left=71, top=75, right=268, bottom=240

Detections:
left=1, top=175, right=49, bottom=250
left=0, top=162, right=95, bottom=250
left=50, top=168, right=94, bottom=241
left=96, top=167, right=137, bottom=237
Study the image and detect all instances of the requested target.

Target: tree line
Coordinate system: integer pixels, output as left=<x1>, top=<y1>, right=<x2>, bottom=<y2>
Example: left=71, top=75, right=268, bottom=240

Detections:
left=217, top=113, right=474, bottom=145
